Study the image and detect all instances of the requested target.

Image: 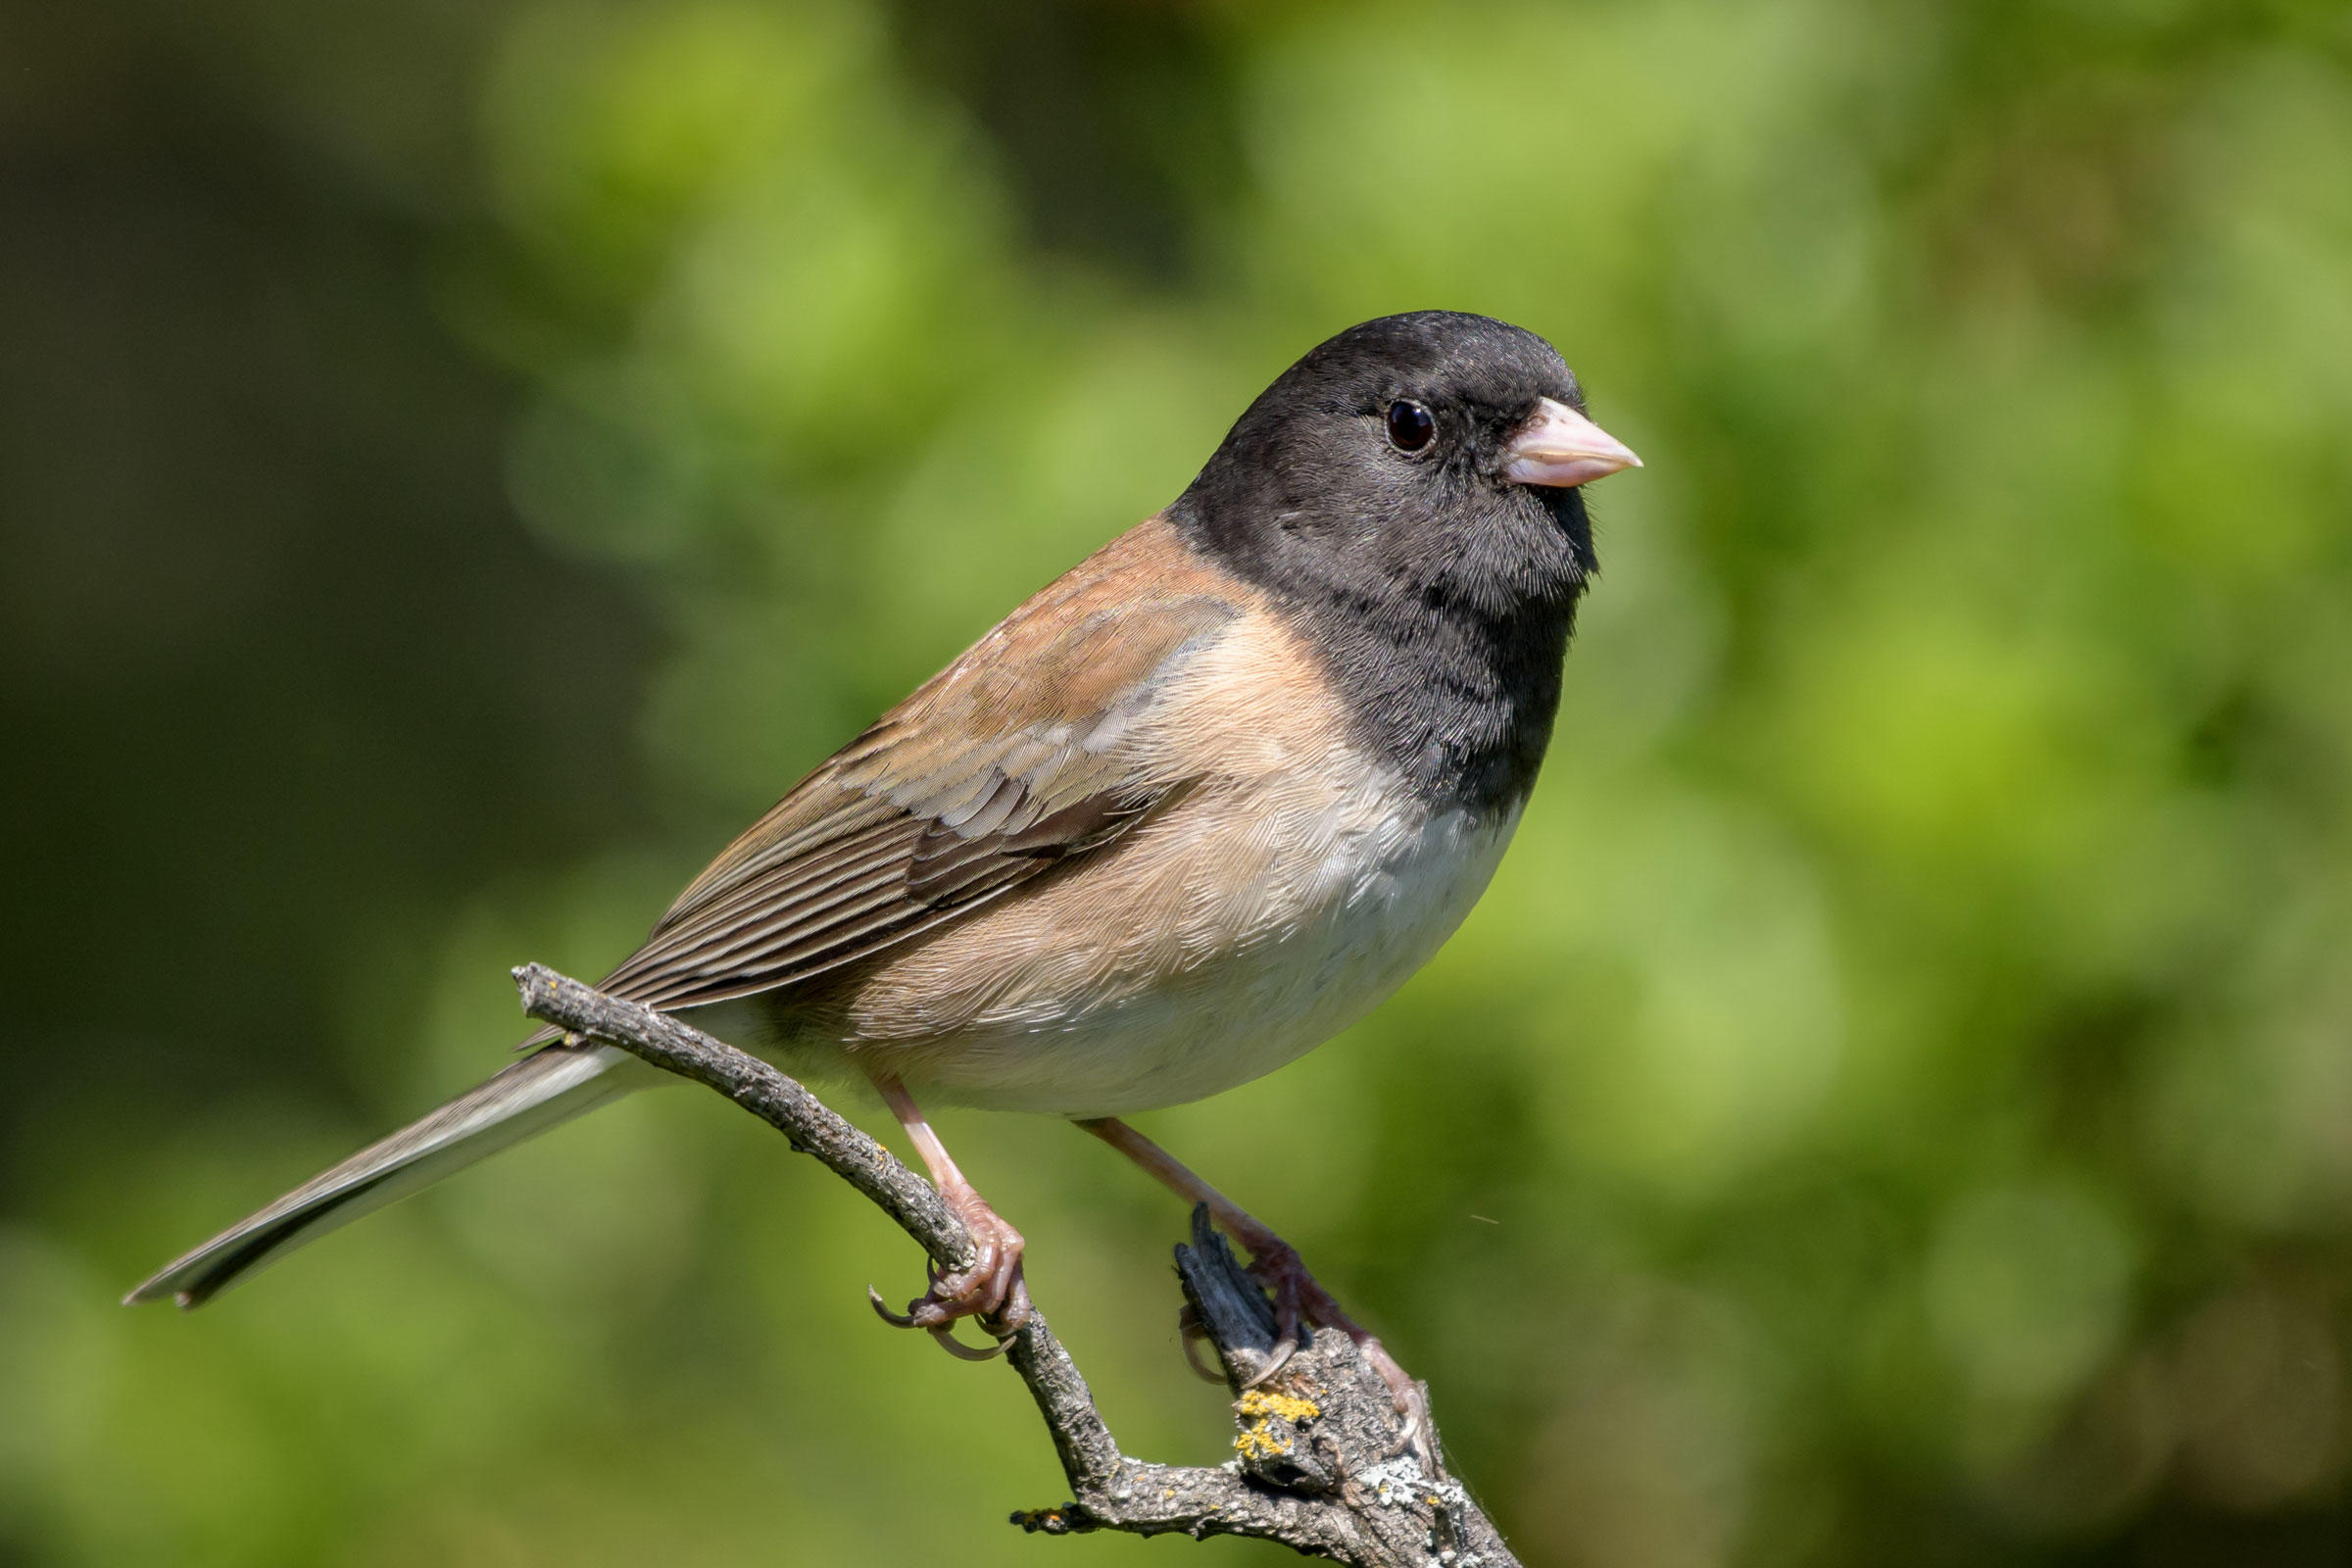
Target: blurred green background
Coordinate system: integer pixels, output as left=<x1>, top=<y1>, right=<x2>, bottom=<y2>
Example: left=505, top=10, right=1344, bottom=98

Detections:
left=5, top=0, right=2350, bottom=1562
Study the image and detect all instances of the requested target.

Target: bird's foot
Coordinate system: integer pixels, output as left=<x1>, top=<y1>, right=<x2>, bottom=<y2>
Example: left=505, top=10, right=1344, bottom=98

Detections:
left=868, top=1181, right=1029, bottom=1361
left=1237, top=1231, right=1437, bottom=1471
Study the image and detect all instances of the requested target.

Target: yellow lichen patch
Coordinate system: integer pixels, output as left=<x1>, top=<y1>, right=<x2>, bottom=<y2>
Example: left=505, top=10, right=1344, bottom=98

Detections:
left=1233, top=1422, right=1293, bottom=1460
left=1235, top=1388, right=1321, bottom=1424
left=1232, top=1387, right=1320, bottom=1462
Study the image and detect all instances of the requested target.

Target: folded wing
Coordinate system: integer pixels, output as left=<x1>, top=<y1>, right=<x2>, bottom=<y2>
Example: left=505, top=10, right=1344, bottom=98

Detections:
left=596, top=588, right=1240, bottom=1011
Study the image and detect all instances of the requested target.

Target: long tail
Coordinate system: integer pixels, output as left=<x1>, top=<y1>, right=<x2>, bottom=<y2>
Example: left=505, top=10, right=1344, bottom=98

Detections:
left=125, top=1042, right=644, bottom=1308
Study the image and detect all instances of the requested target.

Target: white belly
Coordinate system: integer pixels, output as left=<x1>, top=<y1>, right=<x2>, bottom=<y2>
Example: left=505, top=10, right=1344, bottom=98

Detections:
left=848, top=784, right=1522, bottom=1116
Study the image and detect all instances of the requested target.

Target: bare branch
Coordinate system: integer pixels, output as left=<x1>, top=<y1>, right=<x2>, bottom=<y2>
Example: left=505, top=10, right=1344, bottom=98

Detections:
left=514, top=963, right=1518, bottom=1565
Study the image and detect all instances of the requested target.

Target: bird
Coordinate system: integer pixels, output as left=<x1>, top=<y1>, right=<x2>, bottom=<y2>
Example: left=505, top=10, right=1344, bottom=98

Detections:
left=127, top=310, right=1640, bottom=1413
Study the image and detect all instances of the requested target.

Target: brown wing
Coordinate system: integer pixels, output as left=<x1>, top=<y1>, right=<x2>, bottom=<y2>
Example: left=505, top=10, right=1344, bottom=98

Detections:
left=593, top=575, right=1239, bottom=1012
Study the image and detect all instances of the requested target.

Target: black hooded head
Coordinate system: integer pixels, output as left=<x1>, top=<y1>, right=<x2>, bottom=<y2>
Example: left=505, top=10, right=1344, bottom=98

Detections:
left=1173, top=312, right=1634, bottom=813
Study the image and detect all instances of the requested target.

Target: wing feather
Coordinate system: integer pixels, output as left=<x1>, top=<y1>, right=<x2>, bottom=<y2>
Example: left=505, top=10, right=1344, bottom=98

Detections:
left=591, top=583, right=1239, bottom=1013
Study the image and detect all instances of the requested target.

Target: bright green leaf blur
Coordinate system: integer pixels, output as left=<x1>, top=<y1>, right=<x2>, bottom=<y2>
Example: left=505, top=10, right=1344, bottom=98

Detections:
left=5, top=2, right=2349, bottom=1564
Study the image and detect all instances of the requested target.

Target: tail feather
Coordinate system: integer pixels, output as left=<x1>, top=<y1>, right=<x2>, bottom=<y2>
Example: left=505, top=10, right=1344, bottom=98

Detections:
left=125, top=1043, right=643, bottom=1308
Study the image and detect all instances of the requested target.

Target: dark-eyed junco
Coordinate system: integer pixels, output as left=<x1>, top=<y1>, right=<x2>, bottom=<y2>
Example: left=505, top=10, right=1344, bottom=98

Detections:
left=129, top=311, right=1640, bottom=1404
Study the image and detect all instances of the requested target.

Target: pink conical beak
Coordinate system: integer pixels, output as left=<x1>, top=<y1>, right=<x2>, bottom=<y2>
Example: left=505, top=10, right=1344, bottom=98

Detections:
left=1502, top=397, right=1642, bottom=488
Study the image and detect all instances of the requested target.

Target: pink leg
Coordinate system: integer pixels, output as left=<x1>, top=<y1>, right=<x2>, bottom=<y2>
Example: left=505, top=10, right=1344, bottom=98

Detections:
left=869, top=1075, right=1029, bottom=1360
left=1077, top=1117, right=1432, bottom=1453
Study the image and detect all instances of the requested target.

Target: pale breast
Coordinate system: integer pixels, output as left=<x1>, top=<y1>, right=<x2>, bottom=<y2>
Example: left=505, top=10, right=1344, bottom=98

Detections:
left=771, top=608, right=1525, bottom=1116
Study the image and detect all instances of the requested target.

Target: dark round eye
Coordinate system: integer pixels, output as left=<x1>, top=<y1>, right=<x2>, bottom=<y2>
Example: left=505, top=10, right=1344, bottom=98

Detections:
left=1385, top=400, right=1436, bottom=453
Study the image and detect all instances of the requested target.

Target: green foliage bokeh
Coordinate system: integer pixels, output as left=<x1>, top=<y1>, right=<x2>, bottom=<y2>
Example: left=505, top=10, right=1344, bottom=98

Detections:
left=4, top=2, right=2349, bottom=1563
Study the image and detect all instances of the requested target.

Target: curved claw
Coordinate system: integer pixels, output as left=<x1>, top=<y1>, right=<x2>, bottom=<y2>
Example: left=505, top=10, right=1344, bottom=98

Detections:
left=868, top=1285, right=917, bottom=1329
left=867, top=1241, right=1029, bottom=1357
left=861, top=1162, right=1030, bottom=1364
left=1239, top=1331, right=1299, bottom=1388
left=929, top=1323, right=1012, bottom=1361
left=1237, top=1250, right=1305, bottom=1387
left=1177, top=1306, right=1229, bottom=1385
